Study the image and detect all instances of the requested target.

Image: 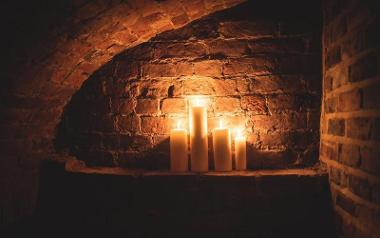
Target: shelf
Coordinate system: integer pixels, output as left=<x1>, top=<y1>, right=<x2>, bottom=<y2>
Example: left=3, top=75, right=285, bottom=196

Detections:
left=65, top=158, right=326, bottom=177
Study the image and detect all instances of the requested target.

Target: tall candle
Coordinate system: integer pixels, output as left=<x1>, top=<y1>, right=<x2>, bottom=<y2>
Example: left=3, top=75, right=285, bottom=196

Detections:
left=189, top=98, right=208, bottom=172
left=212, top=120, right=232, bottom=171
left=234, top=129, right=246, bottom=170
left=170, top=121, right=188, bottom=172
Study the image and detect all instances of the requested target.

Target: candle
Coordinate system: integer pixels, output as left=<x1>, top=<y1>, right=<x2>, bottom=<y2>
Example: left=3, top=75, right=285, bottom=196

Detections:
left=189, top=98, right=208, bottom=172
left=212, top=120, right=232, bottom=171
left=170, top=120, right=188, bottom=172
left=234, top=129, right=246, bottom=170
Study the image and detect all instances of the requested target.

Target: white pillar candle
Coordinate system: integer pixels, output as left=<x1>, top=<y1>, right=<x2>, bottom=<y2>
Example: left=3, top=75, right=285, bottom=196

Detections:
left=189, top=98, right=208, bottom=172
left=212, top=120, right=232, bottom=171
left=170, top=121, right=188, bottom=172
left=234, top=129, right=246, bottom=171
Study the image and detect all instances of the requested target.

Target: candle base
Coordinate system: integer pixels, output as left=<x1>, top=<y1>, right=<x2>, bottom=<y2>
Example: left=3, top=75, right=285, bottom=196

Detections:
left=214, top=164, right=232, bottom=172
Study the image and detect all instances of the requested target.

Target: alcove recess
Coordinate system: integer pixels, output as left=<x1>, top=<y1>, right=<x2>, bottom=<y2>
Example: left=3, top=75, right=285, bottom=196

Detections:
left=55, top=0, right=322, bottom=171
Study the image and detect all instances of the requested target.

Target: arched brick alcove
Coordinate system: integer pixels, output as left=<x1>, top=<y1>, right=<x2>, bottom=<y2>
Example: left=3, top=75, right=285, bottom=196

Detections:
left=1, top=0, right=379, bottom=237
left=0, top=0, right=245, bottom=226
left=55, top=1, right=322, bottom=170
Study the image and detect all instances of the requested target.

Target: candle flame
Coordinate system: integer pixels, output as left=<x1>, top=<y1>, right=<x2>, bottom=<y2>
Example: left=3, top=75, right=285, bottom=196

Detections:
left=189, top=96, right=208, bottom=107
left=219, top=119, right=224, bottom=128
left=235, top=128, right=245, bottom=139
left=195, top=98, right=202, bottom=106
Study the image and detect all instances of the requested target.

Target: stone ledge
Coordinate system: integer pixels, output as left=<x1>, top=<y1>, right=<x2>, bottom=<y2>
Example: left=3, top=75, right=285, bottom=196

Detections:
left=65, top=158, right=326, bottom=177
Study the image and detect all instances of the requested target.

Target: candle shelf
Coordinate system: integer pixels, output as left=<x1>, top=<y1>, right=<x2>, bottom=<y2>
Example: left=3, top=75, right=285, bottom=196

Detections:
left=32, top=158, right=335, bottom=237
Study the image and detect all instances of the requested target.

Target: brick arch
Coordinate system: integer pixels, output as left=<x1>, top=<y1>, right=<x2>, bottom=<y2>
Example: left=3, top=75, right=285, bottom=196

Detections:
left=4, top=0, right=245, bottom=157
left=0, top=0, right=245, bottom=226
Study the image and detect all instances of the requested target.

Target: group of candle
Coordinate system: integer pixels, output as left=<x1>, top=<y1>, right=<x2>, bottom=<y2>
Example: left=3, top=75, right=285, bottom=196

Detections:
left=170, top=97, right=246, bottom=172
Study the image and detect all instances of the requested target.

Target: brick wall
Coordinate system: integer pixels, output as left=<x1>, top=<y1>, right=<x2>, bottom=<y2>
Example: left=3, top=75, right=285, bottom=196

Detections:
left=321, top=0, right=380, bottom=237
left=56, top=1, right=322, bottom=170
left=0, top=0, right=245, bottom=227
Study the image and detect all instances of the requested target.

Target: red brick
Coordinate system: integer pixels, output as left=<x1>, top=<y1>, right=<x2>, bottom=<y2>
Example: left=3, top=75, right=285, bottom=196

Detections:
left=175, top=62, right=194, bottom=76
left=337, top=89, right=361, bottom=112
left=193, top=60, right=223, bottom=77
left=324, top=76, right=333, bottom=92
left=223, top=60, right=252, bottom=76
left=139, top=80, right=173, bottom=98
left=241, top=95, right=267, bottom=114
left=259, top=131, right=293, bottom=149
left=348, top=175, right=371, bottom=200
left=181, top=78, right=237, bottom=96
left=136, top=99, right=159, bottom=114
left=248, top=37, right=306, bottom=54
left=336, top=192, right=356, bottom=216
left=182, top=0, right=206, bottom=19
left=117, top=115, right=140, bottom=133
left=141, top=63, right=176, bottom=77
left=339, top=143, right=360, bottom=167
left=349, top=52, right=377, bottom=82
left=324, top=97, right=337, bottom=113
left=120, top=135, right=152, bottom=151
left=141, top=117, right=172, bottom=134
left=154, top=42, right=206, bottom=58
left=238, top=75, right=308, bottom=94
left=146, top=13, right=173, bottom=32
left=208, top=39, right=249, bottom=57
left=159, top=0, right=184, bottom=17
left=116, top=61, right=140, bottom=79
left=127, top=43, right=155, bottom=60
left=112, top=29, right=138, bottom=45
left=219, top=21, right=277, bottom=38
left=214, top=97, right=241, bottom=113
left=329, top=167, right=347, bottom=187
left=360, top=146, right=380, bottom=176
left=362, top=82, right=380, bottom=109
left=267, top=94, right=299, bottom=111
left=251, top=112, right=307, bottom=132
left=325, top=46, right=341, bottom=69
left=346, top=117, right=372, bottom=140
left=327, top=64, right=349, bottom=90
left=117, top=99, right=136, bottom=114
left=204, top=0, right=224, bottom=11
left=130, top=18, right=155, bottom=38
left=161, top=98, right=186, bottom=113
left=328, top=119, right=345, bottom=136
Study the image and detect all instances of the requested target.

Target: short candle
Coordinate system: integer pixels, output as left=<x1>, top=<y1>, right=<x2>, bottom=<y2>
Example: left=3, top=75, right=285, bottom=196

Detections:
left=170, top=120, right=188, bottom=172
left=212, top=119, right=232, bottom=172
